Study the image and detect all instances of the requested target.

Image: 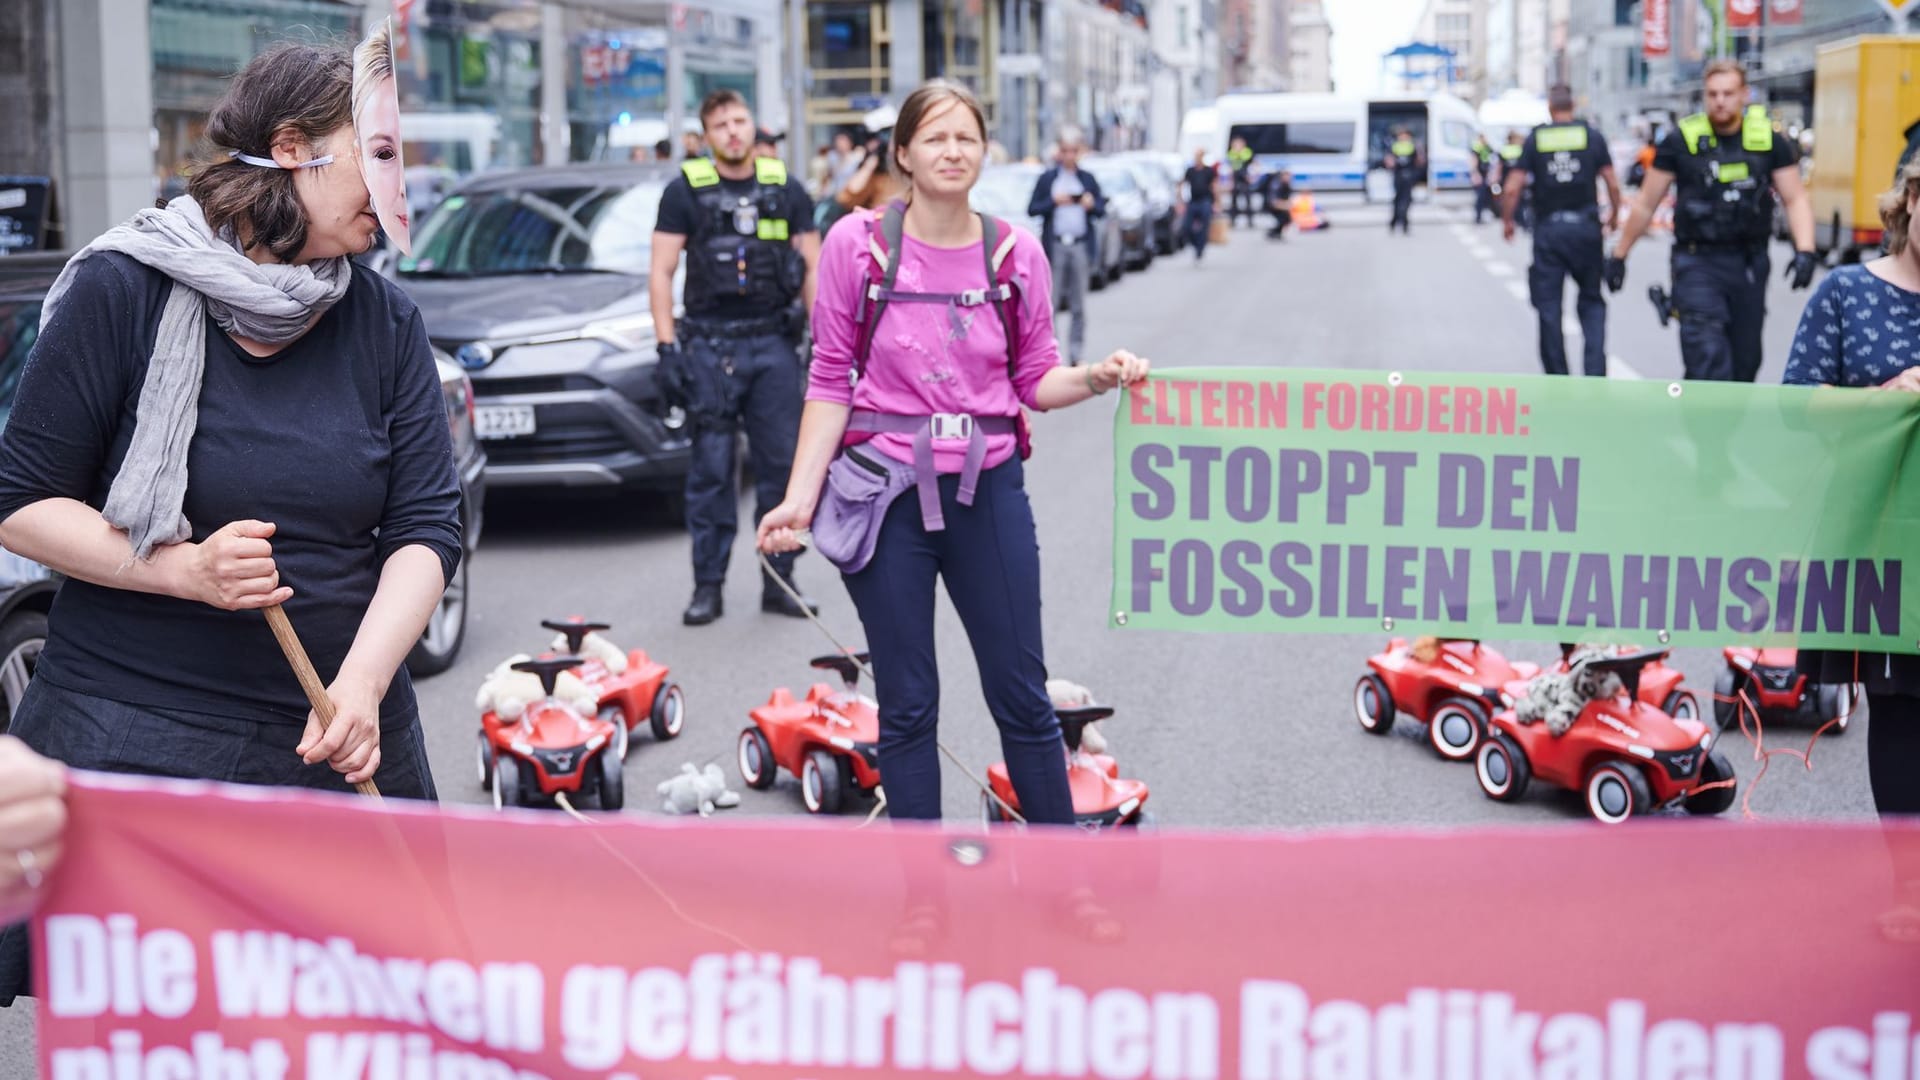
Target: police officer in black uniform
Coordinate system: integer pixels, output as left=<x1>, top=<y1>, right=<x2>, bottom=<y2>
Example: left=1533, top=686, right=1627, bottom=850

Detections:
left=1385, top=127, right=1422, bottom=235
left=650, top=89, right=822, bottom=625
left=1501, top=85, right=1623, bottom=377
left=1607, top=60, right=1818, bottom=382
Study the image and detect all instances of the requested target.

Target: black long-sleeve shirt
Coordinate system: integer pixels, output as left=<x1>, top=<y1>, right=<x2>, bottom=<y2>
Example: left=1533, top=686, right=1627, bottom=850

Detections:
left=0, top=253, right=461, bottom=726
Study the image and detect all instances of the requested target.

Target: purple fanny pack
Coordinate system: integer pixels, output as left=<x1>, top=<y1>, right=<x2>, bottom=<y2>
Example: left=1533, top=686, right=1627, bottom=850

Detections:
left=813, top=411, right=1019, bottom=574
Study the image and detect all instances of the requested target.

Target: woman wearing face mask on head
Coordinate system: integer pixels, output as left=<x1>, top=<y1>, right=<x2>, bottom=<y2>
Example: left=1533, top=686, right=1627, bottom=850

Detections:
left=0, top=38, right=460, bottom=1000
left=757, top=79, right=1150, bottom=825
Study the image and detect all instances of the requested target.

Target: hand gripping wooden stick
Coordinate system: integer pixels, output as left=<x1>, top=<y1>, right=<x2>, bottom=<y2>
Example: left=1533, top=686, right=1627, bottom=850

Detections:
left=263, top=604, right=382, bottom=801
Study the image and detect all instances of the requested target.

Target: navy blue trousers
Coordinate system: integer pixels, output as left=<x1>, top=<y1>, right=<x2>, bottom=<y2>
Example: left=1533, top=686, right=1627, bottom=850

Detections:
left=684, top=331, right=803, bottom=585
left=841, top=458, right=1075, bottom=825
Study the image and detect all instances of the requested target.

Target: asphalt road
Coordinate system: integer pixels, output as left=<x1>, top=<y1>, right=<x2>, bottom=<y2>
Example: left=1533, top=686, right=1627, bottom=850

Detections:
left=0, top=191, right=1874, bottom=1068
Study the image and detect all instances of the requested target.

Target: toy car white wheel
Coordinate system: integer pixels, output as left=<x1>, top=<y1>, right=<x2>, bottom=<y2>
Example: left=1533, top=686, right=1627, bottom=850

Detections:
left=1683, top=749, right=1737, bottom=816
left=476, top=730, right=495, bottom=788
left=802, top=750, right=844, bottom=814
left=1476, top=733, right=1531, bottom=803
left=599, top=706, right=630, bottom=761
left=596, top=747, right=625, bottom=812
left=1815, top=682, right=1858, bottom=735
left=737, top=728, right=777, bottom=790
left=1712, top=668, right=1741, bottom=731
left=651, top=681, right=685, bottom=741
left=491, top=758, right=520, bottom=811
left=1584, top=762, right=1651, bottom=824
left=1662, top=690, right=1700, bottom=723
left=1353, top=674, right=1396, bottom=736
left=1427, top=697, right=1488, bottom=762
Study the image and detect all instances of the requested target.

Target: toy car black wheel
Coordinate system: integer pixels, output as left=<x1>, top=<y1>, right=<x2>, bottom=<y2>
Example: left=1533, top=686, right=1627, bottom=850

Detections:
left=599, top=706, right=630, bottom=761
left=1353, top=674, right=1396, bottom=736
left=737, top=728, right=777, bottom=790
left=802, top=750, right=844, bottom=814
left=1815, top=682, right=1858, bottom=735
left=1427, top=696, right=1488, bottom=762
left=1683, top=749, right=1737, bottom=816
left=1662, top=690, right=1701, bottom=723
left=650, top=681, right=685, bottom=741
left=596, top=748, right=625, bottom=812
left=1476, top=733, right=1531, bottom=803
left=476, top=730, right=495, bottom=789
left=1122, top=808, right=1156, bottom=829
left=981, top=790, right=1009, bottom=826
left=1712, top=668, right=1742, bottom=731
left=1584, top=761, right=1652, bottom=824
left=491, top=757, right=521, bottom=811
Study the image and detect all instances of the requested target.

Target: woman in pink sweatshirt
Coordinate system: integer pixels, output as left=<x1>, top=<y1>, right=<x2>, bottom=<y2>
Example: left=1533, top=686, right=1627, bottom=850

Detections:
left=757, top=80, right=1149, bottom=825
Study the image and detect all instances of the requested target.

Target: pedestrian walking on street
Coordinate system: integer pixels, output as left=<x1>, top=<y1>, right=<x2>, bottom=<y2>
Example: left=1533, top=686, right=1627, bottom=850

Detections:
left=1386, top=126, right=1422, bottom=235
left=1501, top=84, right=1622, bottom=377
left=756, top=79, right=1151, bottom=825
left=1471, top=132, right=1497, bottom=224
left=1179, top=148, right=1219, bottom=262
left=1608, top=59, right=1818, bottom=382
left=1228, top=135, right=1256, bottom=228
left=1026, top=127, right=1105, bottom=366
left=0, top=36, right=462, bottom=1001
left=1782, top=158, right=1920, bottom=941
left=650, top=89, right=823, bottom=626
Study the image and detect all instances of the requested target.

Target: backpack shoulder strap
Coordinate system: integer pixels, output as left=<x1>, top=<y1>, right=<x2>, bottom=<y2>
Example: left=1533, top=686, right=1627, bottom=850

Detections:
left=977, top=213, right=1022, bottom=378
left=851, top=202, right=910, bottom=383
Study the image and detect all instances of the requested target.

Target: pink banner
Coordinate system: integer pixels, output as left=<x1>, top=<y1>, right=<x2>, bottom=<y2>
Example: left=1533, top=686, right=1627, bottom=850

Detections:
left=32, top=774, right=1920, bottom=1078
left=1644, top=0, right=1672, bottom=58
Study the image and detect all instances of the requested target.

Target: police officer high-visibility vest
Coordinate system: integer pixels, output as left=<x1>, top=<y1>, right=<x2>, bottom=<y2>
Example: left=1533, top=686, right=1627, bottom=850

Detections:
left=679, top=156, right=802, bottom=315
left=1498, top=143, right=1523, bottom=164
left=1669, top=104, right=1778, bottom=248
left=1228, top=144, right=1254, bottom=175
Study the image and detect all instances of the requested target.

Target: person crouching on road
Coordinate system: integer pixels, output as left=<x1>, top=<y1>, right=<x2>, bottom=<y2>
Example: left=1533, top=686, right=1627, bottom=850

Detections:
left=650, top=89, right=823, bottom=626
left=1501, top=84, right=1622, bottom=377
left=1026, top=127, right=1104, bottom=367
left=757, top=79, right=1151, bottom=825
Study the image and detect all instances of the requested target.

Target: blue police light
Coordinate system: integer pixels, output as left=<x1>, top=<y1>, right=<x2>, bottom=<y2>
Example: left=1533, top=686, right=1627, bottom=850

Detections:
left=618, top=111, right=632, bottom=125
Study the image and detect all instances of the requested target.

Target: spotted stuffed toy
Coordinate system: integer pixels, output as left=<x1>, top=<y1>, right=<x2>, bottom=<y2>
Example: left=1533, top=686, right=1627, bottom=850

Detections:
left=1515, top=646, right=1623, bottom=736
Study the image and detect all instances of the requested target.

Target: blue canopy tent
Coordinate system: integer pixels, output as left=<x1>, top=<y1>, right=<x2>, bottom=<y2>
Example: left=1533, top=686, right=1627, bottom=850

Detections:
left=1380, top=41, right=1458, bottom=94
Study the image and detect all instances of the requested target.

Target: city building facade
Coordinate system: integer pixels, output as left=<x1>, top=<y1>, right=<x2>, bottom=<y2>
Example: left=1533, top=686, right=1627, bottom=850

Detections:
left=1289, top=0, right=1333, bottom=93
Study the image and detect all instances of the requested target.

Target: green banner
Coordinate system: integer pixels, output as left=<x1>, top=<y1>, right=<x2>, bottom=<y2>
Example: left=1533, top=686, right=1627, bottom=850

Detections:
left=1110, top=368, right=1920, bottom=652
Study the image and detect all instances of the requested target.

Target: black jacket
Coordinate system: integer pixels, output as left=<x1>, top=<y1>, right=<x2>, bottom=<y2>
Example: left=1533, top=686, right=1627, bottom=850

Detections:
left=1027, top=165, right=1107, bottom=259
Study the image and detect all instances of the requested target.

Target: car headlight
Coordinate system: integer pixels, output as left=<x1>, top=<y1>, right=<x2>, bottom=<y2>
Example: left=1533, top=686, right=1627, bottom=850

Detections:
left=581, top=314, right=656, bottom=352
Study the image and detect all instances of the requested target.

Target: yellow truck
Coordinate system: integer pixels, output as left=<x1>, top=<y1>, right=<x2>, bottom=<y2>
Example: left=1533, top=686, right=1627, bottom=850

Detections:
left=1811, top=35, right=1920, bottom=262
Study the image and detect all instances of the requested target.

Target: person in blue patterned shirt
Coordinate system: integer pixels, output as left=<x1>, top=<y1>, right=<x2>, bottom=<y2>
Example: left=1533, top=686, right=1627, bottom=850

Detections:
left=1784, top=159, right=1920, bottom=941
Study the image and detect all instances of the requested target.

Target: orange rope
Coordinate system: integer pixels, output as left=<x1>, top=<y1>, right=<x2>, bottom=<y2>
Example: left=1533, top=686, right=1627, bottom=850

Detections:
left=1706, top=651, right=1856, bottom=818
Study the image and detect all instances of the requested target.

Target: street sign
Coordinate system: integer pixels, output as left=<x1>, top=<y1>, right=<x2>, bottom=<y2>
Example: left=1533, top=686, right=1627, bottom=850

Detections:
left=1876, top=0, right=1916, bottom=21
left=0, top=177, right=52, bottom=255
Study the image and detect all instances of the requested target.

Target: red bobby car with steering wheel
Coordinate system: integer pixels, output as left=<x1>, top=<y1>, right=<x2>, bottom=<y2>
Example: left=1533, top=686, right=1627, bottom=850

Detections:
left=479, top=657, right=626, bottom=812
left=1715, top=646, right=1860, bottom=735
left=1354, top=638, right=1541, bottom=761
left=1477, top=648, right=1736, bottom=824
left=738, top=652, right=883, bottom=815
left=540, top=618, right=685, bottom=761
left=1548, top=643, right=1701, bottom=723
left=981, top=704, right=1153, bottom=830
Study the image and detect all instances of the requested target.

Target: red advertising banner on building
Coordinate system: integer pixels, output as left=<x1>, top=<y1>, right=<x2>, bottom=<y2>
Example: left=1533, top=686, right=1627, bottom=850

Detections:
left=32, top=774, right=1920, bottom=1078
left=1770, top=0, right=1804, bottom=24
left=1728, top=0, right=1762, bottom=26
left=1644, top=0, right=1672, bottom=57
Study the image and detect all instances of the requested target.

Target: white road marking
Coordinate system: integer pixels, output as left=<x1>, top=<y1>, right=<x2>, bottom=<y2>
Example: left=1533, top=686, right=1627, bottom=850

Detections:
left=1485, top=261, right=1515, bottom=277
left=1505, top=281, right=1530, bottom=302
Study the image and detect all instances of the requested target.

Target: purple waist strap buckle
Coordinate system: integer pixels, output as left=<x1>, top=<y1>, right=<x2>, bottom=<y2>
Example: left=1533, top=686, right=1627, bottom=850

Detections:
left=846, top=410, right=1016, bottom=532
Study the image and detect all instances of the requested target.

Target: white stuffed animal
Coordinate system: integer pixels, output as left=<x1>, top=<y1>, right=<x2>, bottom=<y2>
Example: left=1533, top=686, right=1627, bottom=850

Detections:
left=550, top=630, right=629, bottom=675
left=1046, top=678, right=1108, bottom=755
left=475, top=654, right=599, bottom=721
left=657, top=762, right=742, bottom=816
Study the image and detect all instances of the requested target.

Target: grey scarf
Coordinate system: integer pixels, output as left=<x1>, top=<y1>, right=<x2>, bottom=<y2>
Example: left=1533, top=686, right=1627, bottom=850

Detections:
left=41, top=196, right=353, bottom=560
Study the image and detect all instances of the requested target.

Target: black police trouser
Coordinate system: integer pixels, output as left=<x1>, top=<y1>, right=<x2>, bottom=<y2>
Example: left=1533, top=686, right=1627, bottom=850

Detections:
left=1231, top=177, right=1253, bottom=224
left=1529, top=215, right=1607, bottom=377
left=1671, top=247, right=1770, bottom=382
left=1390, top=182, right=1414, bottom=232
left=682, top=329, right=802, bottom=586
left=1474, top=183, right=1494, bottom=223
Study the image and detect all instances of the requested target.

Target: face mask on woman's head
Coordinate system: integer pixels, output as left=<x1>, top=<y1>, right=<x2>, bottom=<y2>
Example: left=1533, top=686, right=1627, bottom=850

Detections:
left=353, top=19, right=411, bottom=254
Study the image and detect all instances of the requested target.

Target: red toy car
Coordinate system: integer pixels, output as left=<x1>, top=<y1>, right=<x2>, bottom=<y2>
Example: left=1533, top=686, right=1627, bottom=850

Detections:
left=981, top=705, right=1152, bottom=830
left=541, top=618, right=684, bottom=760
left=738, top=652, right=882, bottom=814
left=1354, top=638, right=1541, bottom=761
left=478, top=657, right=625, bottom=812
left=1547, top=644, right=1700, bottom=723
left=1715, top=646, right=1859, bottom=735
left=1477, top=648, right=1736, bottom=823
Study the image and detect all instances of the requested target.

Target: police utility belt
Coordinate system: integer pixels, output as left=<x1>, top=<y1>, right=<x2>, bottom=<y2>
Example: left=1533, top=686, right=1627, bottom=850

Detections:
left=679, top=312, right=792, bottom=339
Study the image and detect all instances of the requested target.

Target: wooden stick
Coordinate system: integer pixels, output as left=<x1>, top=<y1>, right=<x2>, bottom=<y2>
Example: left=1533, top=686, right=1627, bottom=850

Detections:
left=263, top=604, right=382, bottom=801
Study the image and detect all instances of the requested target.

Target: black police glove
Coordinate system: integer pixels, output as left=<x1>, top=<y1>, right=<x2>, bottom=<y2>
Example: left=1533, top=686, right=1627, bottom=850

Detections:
left=655, top=339, right=691, bottom=409
left=1603, top=256, right=1627, bottom=294
left=1786, top=250, right=1820, bottom=290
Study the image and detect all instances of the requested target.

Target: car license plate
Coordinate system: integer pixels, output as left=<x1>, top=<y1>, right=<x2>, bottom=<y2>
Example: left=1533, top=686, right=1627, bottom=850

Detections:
left=474, top=404, right=535, bottom=440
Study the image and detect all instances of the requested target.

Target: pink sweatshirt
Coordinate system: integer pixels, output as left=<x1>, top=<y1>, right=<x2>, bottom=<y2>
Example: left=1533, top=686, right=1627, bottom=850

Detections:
left=806, top=208, right=1059, bottom=472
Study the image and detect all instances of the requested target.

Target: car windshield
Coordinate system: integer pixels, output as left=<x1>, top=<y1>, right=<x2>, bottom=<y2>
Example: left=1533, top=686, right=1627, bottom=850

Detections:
left=399, top=180, right=665, bottom=277
left=0, top=299, right=42, bottom=431
left=1087, top=164, right=1137, bottom=194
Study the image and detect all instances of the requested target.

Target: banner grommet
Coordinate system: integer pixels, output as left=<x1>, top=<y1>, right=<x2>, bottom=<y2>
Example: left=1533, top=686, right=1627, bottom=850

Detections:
left=1387, top=371, right=1404, bottom=387
left=1114, top=611, right=1129, bottom=626
left=1668, top=382, right=1684, bottom=398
